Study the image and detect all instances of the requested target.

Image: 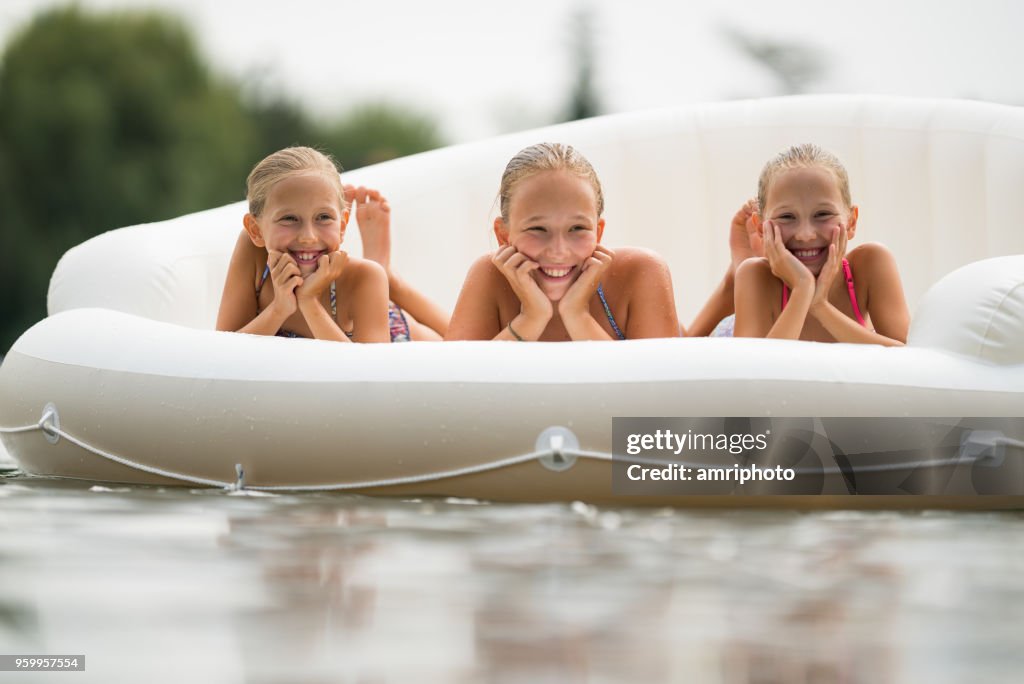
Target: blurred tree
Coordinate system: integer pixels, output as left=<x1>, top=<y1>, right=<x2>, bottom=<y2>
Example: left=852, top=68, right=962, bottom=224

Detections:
left=0, top=6, right=257, bottom=350
left=723, top=26, right=828, bottom=95
left=244, top=96, right=316, bottom=160
left=314, top=102, right=444, bottom=170
left=562, top=5, right=602, bottom=121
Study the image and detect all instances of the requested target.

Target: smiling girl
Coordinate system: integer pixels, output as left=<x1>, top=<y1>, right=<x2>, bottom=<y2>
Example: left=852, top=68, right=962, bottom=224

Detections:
left=446, top=142, right=679, bottom=341
left=217, top=146, right=447, bottom=342
left=734, top=144, right=909, bottom=345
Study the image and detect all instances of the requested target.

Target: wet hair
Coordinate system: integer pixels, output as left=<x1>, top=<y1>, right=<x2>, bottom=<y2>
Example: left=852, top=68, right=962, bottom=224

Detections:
left=246, top=146, right=347, bottom=217
left=757, top=143, right=852, bottom=214
left=498, top=142, right=604, bottom=221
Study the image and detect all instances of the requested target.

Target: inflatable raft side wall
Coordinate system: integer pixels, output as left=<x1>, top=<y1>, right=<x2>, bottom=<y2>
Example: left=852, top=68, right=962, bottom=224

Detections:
left=47, top=96, right=1024, bottom=328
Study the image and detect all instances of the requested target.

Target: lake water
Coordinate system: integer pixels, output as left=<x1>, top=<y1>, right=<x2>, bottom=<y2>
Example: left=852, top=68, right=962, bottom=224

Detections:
left=1, top=470, right=1023, bottom=683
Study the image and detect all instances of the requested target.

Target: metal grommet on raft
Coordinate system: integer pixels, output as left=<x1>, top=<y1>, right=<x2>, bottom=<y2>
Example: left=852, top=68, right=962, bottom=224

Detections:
left=40, top=403, right=61, bottom=445
left=536, top=426, right=579, bottom=472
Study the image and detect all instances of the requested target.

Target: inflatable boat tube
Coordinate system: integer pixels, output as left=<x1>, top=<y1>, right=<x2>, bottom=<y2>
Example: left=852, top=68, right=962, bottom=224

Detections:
left=1, top=95, right=1023, bottom=507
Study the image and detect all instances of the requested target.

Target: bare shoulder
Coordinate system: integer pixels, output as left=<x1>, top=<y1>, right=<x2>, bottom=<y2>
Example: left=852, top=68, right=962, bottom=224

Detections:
left=609, top=245, right=667, bottom=267
left=467, top=252, right=502, bottom=278
left=734, top=256, right=773, bottom=284
left=340, top=256, right=388, bottom=291
left=461, top=252, right=512, bottom=292
left=606, top=246, right=671, bottom=282
left=847, top=242, right=899, bottom=276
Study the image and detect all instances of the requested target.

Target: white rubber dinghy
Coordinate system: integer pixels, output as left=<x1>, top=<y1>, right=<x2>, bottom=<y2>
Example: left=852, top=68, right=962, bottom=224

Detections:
left=1, top=95, right=1022, bottom=507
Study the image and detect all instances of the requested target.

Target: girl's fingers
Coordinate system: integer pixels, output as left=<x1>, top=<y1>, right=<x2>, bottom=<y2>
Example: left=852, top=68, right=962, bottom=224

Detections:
left=592, top=245, right=615, bottom=263
left=515, top=260, right=538, bottom=276
left=504, top=253, right=527, bottom=271
left=493, top=245, right=517, bottom=263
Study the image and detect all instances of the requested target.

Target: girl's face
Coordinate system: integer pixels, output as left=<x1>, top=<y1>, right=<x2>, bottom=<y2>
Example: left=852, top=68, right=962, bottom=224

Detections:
left=761, top=166, right=858, bottom=276
left=245, top=173, right=348, bottom=276
left=494, top=170, right=605, bottom=302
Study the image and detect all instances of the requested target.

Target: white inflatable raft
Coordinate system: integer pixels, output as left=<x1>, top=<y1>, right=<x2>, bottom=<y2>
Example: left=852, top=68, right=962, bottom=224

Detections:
left=1, top=95, right=1023, bottom=507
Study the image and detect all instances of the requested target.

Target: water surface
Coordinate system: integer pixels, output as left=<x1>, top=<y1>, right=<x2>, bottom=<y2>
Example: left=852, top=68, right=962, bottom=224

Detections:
left=1, top=471, right=1022, bottom=683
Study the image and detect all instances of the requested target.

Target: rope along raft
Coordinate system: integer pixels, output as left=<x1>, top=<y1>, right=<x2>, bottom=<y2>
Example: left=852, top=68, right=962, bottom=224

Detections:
left=1, top=405, right=1014, bottom=494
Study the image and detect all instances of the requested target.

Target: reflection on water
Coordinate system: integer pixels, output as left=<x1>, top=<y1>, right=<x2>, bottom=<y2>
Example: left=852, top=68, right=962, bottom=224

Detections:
left=1, top=473, right=1023, bottom=683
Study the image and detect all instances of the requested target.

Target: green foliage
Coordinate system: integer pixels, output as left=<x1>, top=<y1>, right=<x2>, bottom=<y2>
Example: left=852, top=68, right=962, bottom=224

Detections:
left=0, top=5, right=444, bottom=351
left=314, top=102, right=444, bottom=170
left=0, top=6, right=257, bottom=349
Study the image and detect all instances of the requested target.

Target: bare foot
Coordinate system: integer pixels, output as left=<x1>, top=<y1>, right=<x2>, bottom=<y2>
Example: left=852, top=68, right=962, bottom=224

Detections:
left=729, top=197, right=762, bottom=271
left=347, top=184, right=392, bottom=272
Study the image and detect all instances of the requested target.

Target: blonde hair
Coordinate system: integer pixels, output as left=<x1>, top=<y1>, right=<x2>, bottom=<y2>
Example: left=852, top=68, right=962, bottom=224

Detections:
left=498, top=142, right=604, bottom=221
left=246, top=146, right=347, bottom=217
left=757, top=143, right=852, bottom=214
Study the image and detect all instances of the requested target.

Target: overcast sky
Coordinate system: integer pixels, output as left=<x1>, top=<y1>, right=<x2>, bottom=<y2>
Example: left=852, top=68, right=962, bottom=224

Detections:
left=2, top=0, right=1021, bottom=142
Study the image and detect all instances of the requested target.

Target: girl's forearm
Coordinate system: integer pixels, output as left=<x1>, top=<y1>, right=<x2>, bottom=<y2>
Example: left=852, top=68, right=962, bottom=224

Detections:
left=561, top=311, right=615, bottom=341
left=235, top=304, right=291, bottom=336
left=298, top=299, right=350, bottom=343
left=813, top=304, right=905, bottom=346
left=766, top=285, right=812, bottom=340
left=495, top=312, right=550, bottom=341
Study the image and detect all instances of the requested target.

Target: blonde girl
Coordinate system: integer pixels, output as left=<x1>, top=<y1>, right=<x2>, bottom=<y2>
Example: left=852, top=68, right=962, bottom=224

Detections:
left=217, top=146, right=447, bottom=342
left=446, top=142, right=679, bottom=341
left=734, top=143, right=909, bottom=345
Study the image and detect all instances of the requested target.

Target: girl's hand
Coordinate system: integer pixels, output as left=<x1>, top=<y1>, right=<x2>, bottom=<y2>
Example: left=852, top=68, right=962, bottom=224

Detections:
left=267, top=250, right=303, bottom=316
left=729, top=198, right=762, bottom=269
left=763, top=219, right=813, bottom=291
left=296, top=251, right=349, bottom=303
left=492, top=245, right=552, bottom=325
left=811, top=225, right=847, bottom=313
left=558, top=244, right=614, bottom=320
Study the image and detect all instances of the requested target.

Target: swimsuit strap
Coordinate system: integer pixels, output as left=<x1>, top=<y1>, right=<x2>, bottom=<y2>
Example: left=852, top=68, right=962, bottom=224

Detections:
left=780, top=258, right=866, bottom=328
left=842, top=258, right=866, bottom=327
left=596, top=284, right=626, bottom=340
left=257, top=264, right=269, bottom=297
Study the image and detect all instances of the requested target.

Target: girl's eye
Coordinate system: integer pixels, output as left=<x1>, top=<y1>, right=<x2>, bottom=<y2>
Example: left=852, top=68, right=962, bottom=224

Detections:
left=280, top=216, right=297, bottom=223
left=318, top=214, right=334, bottom=221
left=571, top=225, right=588, bottom=232
left=816, top=212, right=836, bottom=220
left=775, top=214, right=794, bottom=222
left=526, top=226, right=545, bottom=232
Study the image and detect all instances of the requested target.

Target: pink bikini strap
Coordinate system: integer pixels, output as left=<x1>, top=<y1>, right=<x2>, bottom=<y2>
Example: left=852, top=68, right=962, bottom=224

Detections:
left=842, top=258, right=867, bottom=327
left=780, top=258, right=866, bottom=328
